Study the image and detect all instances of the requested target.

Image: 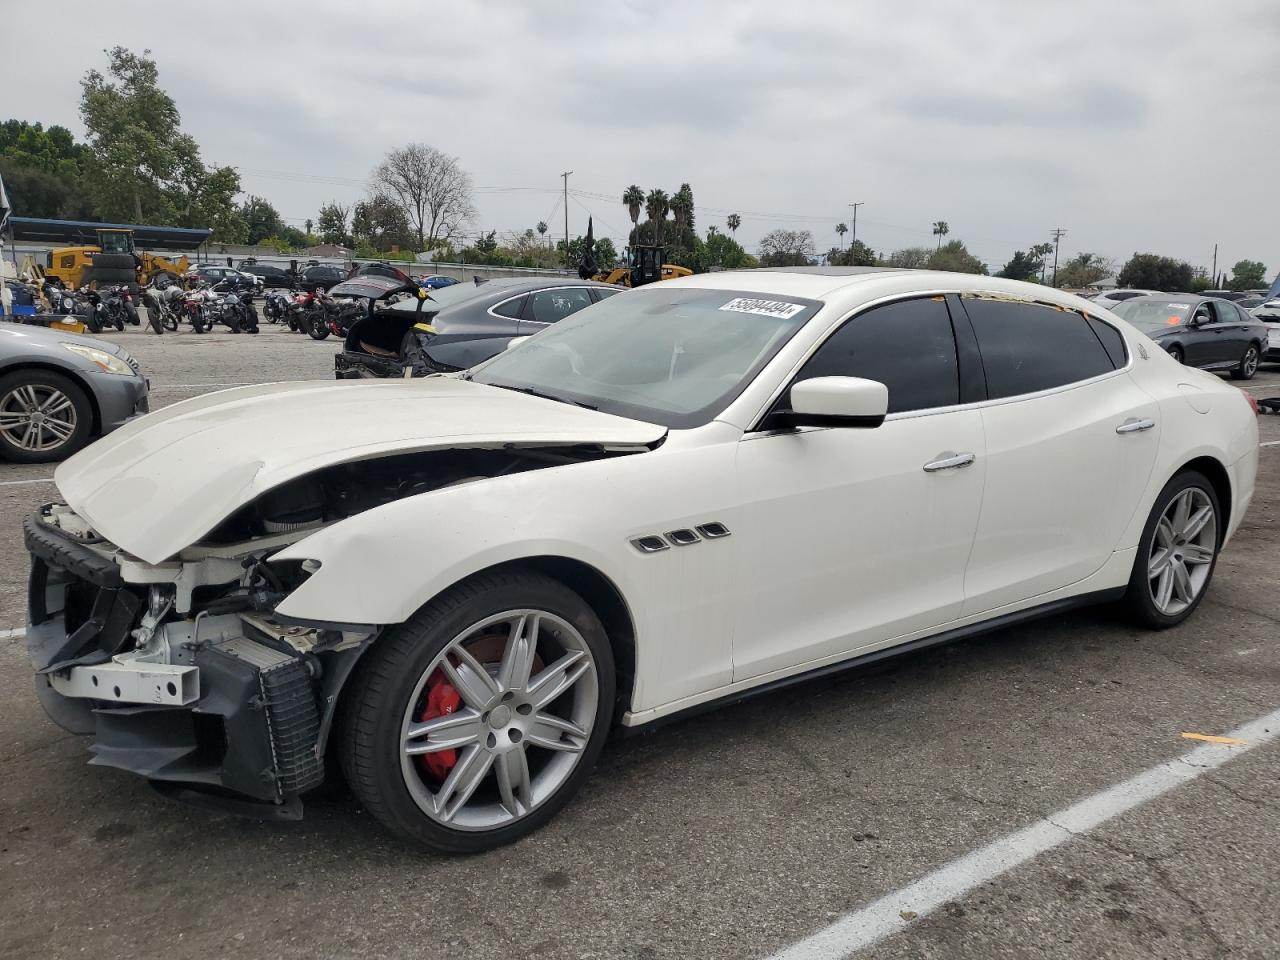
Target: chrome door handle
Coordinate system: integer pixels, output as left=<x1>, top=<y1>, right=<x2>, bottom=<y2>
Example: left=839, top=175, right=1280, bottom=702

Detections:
left=923, top=452, right=976, bottom=472
left=1116, top=418, right=1155, bottom=434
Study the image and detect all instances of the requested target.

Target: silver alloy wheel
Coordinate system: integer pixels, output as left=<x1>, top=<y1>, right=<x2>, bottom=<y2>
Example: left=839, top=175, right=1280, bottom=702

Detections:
left=399, top=609, right=598, bottom=831
left=1243, top=347, right=1259, bottom=377
left=1148, top=487, right=1217, bottom=616
left=0, top=383, right=78, bottom=453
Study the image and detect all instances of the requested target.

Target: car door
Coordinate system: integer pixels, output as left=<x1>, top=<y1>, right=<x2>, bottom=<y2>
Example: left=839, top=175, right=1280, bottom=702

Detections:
left=958, top=297, right=1160, bottom=615
left=731, top=295, right=987, bottom=681
left=1179, top=300, right=1218, bottom=366
left=1216, top=302, right=1255, bottom=366
left=517, top=287, right=597, bottom=334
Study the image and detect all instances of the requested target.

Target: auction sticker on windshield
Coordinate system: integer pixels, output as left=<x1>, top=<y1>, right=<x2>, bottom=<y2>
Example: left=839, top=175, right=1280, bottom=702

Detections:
left=719, top=297, right=806, bottom=319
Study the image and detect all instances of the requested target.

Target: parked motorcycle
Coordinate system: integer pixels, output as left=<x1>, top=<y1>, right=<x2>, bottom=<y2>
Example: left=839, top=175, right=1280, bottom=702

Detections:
left=142, top=283, right=186, bottom=334
left=205, top=282, right=260, bottom=334
left=288, top=286, right=333, bottom=339
left=263, top=291, right=293, bottom=326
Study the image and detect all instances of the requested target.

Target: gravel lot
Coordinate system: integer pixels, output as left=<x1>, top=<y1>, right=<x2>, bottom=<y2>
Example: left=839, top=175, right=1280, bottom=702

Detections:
left=2, top=324, right=1278, bottom=960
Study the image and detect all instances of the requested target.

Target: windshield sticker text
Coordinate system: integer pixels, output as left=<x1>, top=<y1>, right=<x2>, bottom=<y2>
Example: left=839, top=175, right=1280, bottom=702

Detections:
left=719, top=297, right=805, bottom=319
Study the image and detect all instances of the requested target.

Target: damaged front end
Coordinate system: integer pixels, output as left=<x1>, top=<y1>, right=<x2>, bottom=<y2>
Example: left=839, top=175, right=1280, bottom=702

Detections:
left=24, top=442, right=642, bottom=818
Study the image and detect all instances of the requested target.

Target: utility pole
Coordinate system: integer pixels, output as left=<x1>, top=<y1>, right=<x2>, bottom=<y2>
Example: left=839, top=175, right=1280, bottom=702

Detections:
left=1211, top=243, right=1218, bottom=285
left=848, top=201, right=864, bottom=249
left=561, top=171, right=573, bottom=253
left=1050, top=227, right=1067, bottom=286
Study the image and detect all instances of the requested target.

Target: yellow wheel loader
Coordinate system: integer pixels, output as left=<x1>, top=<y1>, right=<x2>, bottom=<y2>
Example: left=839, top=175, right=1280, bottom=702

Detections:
left=44, top=228, right=190, bottom=289
left=592, top=245, right=692, bottom=288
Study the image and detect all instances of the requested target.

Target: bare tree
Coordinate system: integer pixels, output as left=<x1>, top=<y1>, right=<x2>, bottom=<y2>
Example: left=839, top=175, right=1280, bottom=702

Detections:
left=372, top=143, right=476, bottom=251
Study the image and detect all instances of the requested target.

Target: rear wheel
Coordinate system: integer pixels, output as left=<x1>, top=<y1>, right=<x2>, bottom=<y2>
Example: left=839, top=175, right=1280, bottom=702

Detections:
left=0, top=369, right=94, bottom=463
left=338, top=572, right=614, bottom=853
left=1230, top=344, right=1259, bottom=380
left=307, top=311, right=330, bottom=340
left=1167, top=345, right=1184, bottom=364
left=1122, top=471, right=1220, bottom=628
left=146, top=306, right=164, bottom=334
left=124, top=303, right=140, bottom=327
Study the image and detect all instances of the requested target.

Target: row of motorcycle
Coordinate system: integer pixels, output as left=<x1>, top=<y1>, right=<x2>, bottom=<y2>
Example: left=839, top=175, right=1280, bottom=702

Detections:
left=43, top=279, right=260, bottom=335
left=261, top=287, right=364, bottom=340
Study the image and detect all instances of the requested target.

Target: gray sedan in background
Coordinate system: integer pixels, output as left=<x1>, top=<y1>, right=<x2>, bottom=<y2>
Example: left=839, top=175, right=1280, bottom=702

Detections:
left=0, top=322, right=149, bottom=463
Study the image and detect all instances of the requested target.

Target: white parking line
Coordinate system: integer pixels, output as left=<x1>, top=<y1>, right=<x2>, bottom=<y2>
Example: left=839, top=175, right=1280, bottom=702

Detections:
left=0, top=478, right=55, bottom=487
left=0, top=628, right=25, bottom=640
left=150, top=382, right=256, bottom=389
left=768, top=706, right=1280, bottom=960
left=1261, top=440, right=1280, bottom=447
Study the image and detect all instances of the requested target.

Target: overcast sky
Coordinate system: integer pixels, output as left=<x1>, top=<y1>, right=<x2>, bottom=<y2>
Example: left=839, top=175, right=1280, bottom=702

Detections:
left=6, top=0, right=1278, bottom=277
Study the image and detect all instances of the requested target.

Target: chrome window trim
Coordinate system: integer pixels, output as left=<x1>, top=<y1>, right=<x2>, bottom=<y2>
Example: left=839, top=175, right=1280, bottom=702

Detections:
left=514, top=286, right=599, bottom=326
left=742, top=289, right=1135, bottom=435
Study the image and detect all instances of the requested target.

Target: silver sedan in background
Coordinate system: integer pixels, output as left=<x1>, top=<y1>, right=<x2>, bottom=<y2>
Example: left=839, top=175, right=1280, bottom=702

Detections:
left=0, top=322, right=148, bottom=463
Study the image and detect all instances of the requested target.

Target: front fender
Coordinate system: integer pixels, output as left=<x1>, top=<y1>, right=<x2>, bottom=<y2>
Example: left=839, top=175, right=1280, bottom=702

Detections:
left=272, top=440, right=741, bottom=713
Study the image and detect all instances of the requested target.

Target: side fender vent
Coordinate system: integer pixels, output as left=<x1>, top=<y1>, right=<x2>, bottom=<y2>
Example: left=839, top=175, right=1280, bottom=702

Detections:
left=665, top=528, right=701, bottom=546
left=631, top=535, right=669, bottom=554
left=695, top=522, right=731, bottom=539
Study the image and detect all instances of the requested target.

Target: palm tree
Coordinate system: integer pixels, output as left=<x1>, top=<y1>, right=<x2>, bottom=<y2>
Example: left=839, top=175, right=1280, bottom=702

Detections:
left=622, top=185, right=644, bottom=244
left=671, top=183, right=694, bottom=243
left=304, top=218, right=313, bottom=236
left=727, top=213, right=741, bottom=238
left=646, top=188, right=669, bottom=245
left=536, top=220, right=548, bottom=248
left=836, top=222, right=848, bottom=250
left=932, top=221, right=950, bottom=251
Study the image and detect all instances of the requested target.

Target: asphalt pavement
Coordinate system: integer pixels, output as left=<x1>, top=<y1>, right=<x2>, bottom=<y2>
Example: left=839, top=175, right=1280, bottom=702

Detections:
left=1, top=324, right=1277, bottom=960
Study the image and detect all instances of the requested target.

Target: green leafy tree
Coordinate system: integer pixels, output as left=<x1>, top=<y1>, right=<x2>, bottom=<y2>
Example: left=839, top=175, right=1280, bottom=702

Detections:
left=0, top=119, right=86, bottom=175
left=670, top=183, right=695, bottom=246
left=644, top=189, right=669, bottom=245
left=239, top=194, right=284, bottom=245
left=758, top=229, right=816, bottom=267
left=79, top=47, right=240, bottom=230
left=1117, top=253, right=1194, bottom=291
left=881, top=247, right=932, bottom=269
left=826, top=239, right=877, bottom=267
left=699, top=229, right=754, bottom=270
left=351, top=194, right=413, bottom=251
left=316, top=201, right=351, bottom=246
left=998, top=250, right=1041, bottom=281
left=1055, top=252, right=1114, bottom=289
left=932, top=220, right=950, bottom=251
left=928, top=240, right=988, bottom=275
left=1228, top=259, right=1267, bottom=291
left=556, top=234, right=618, bottom=271
left=622, top=185, right=644, bottom=239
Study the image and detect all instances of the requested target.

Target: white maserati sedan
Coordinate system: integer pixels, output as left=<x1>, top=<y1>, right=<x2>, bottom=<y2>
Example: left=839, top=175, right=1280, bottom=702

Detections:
left=25, top=268, right=1258, bottom=852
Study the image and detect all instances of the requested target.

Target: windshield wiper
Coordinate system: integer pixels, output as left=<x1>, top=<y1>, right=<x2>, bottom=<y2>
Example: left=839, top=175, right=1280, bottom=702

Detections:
left=488, top=383, right=598, bottom=410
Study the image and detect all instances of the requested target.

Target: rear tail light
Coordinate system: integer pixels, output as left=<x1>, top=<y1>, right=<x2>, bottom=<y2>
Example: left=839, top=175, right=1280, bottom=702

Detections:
left=1241, top=390, right=1260, bottom=416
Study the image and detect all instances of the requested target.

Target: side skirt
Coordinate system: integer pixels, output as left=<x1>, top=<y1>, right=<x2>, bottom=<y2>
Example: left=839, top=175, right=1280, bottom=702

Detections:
left=619, top=587, right=1127, bottom=737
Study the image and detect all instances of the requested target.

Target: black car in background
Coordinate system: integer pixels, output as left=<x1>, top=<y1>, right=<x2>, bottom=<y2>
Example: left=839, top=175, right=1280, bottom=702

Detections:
left=1110, top=294, right=1266, bottom=379
left=334, top=276, right=621, bottom=379
left=184, top=264, right=262, bottom=294
left=237, top=261, right=297, bottom=289
left=300, top=264, right=346, bottom=291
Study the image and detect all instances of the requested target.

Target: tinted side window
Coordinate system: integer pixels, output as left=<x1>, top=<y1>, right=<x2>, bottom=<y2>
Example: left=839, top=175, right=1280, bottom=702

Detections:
left=492, top=295, right=526, bottom=319
left=594, top=288, right=622, bottom=301
left=531, top=287, right=594, bottom=324
left=965, top=299, right=1113, bottom=399
left=794, top=297, right=959, bottom=414
left=1087, top=316, right=1127, bottom=368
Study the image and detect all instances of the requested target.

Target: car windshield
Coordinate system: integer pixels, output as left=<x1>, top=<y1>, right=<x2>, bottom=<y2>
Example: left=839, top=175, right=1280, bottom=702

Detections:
left=469, top=287, right=820, bottom=428
left=1112, top=299, right=1196, bottom=332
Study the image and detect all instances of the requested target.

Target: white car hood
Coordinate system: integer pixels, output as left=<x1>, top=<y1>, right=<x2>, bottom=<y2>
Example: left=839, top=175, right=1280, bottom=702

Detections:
left=54, top=377, right=666, bottom=563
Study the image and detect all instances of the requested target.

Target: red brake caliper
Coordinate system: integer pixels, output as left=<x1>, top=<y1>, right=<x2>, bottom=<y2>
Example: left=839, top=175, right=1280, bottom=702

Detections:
left=416, top=670, right=462, bottom=781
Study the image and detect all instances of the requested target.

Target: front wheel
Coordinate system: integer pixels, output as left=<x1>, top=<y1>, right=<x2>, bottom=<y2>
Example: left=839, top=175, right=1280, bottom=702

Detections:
left=146, top=306, right=164, bottom=335
left=0, top=369, right=94, bottom=463
left=1230, top=344, right=1259, bottom=381
left=307, top=312, right=330, bottom=340
left=1122, top=471, right=1220, bottom=629
left=338, top=571, right=615, bottom=853
left=125, top=303, right=140, bottom=326
left=1167, top=345, right=1184, bottom=364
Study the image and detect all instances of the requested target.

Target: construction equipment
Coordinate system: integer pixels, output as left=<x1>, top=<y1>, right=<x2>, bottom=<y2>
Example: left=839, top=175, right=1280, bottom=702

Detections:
left=592, top=245, right=693, bottom=288
left=43, top=227, right=190, bottom=290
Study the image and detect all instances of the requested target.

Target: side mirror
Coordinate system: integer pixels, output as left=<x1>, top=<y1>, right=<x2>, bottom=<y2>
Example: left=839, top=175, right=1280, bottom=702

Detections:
left=773, top=376, right=888, bottom=429
left=505, top=336, right=530, bottom=352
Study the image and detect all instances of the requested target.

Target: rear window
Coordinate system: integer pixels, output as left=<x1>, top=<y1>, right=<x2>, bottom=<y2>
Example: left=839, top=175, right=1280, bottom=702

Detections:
left=1086, top=316, right=1128, bottom=367
left=963, top=298, right=1115, bottom=399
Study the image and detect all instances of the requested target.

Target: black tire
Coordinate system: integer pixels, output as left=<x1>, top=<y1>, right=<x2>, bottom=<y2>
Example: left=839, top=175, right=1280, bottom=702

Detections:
left=1167, top=345, right=1184, bottom=364
left=85, top=268, right=137, bottom=287
left=0, top=369, right=94, bottom=463
left=192, top=311, right=206, bottom=333
left=307, top=312, right=330, bottom=340
left=1121, top=470, right=1221, bottom=629
left=124, top=303, right=140, bottom=326
left=243, top=305, right=260, bottom=333
left=91, top=253, right=136, bottom=271
left=150, top=270, right=178, bottom=289
left=338, top=571, right=615, bottom=853
left=85, top=311, right=102, bottom=334
left=112, top=311, right=125, bottom=332
left=1230, top=343, right=1260, bottom=381
left=165, top=312, right=179, bottom=332
left=146, top=306, right=164, bottom=335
